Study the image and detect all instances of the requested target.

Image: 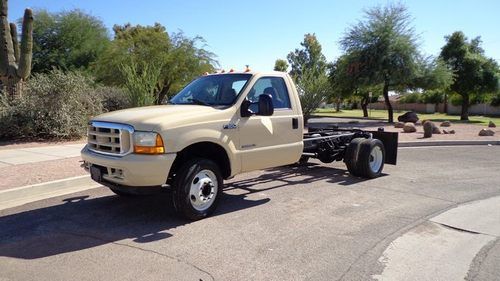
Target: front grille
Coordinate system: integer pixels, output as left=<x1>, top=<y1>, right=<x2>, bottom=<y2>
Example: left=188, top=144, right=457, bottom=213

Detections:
left=87, top=121, right=134, bottom=156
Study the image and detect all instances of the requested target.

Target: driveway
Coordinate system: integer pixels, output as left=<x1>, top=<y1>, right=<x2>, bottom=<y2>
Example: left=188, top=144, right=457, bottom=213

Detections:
left=1, top=146, right=499, bottom=280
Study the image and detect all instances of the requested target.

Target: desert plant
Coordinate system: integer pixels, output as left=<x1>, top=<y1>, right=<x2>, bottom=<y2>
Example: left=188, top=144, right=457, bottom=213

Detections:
left=0, top=70, right=103, bottom=139
left=94, top=85, right=130, bottom=112
left=119, top=61, right=163, bottom=107
left=0, top=0, right=33, bottom=97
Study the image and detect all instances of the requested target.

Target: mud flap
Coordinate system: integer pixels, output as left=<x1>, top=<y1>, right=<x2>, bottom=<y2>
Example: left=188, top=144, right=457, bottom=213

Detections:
left=368, top=130, right=398, bottom=165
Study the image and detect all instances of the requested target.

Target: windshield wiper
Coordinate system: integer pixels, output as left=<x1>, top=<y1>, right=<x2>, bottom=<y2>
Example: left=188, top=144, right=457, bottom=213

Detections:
left=188, top=98, right=211, bottom=106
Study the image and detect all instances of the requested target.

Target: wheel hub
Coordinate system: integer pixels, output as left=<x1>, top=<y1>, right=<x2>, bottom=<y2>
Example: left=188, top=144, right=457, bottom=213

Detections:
left=189, top=170, right=218, bottom=211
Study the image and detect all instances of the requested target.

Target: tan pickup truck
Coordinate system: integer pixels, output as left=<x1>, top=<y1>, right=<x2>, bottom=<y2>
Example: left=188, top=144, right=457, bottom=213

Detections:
left=81, top=71, right=397, bottom=220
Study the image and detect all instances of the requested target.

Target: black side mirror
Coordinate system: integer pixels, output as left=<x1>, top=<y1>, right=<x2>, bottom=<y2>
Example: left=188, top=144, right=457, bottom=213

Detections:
left=258, top=94, right=274, bottom=116
left=241, top=99, right=252, bottom=117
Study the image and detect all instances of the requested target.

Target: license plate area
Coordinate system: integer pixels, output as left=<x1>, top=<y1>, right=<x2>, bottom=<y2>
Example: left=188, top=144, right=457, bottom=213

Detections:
left=90, top=165, right=103, bottom=182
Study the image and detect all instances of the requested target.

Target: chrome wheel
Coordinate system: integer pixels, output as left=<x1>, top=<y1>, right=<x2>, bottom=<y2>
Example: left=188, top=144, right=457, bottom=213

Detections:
left=369, top=145, right=383, bottom=173
left=189, top=169, right=218, bottom=211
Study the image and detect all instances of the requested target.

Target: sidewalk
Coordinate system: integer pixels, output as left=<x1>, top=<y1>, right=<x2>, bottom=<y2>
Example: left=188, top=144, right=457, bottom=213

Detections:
left=0, top=143, right=84, bottom=167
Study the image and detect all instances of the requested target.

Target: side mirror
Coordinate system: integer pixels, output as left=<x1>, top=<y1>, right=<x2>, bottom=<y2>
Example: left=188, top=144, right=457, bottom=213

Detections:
left=257, top=94, right=274, bottom=116
left=240, top=99, right=252, bottom=117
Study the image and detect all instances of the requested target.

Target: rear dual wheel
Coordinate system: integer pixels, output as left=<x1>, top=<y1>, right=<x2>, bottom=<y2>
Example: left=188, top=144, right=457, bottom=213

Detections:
left=344, top=138, right=385, bottom=178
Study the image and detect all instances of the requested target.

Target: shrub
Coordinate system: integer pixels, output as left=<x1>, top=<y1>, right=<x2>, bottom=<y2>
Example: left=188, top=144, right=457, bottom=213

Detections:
left=398, top=92, right=421, bottom=104
left=0, top=70, right=104, bottom=140
left=420, top=90, right=444, bottom=104
left=95, top=86, right=130, bottom=112
left=490, top=93, right=500, bottom=107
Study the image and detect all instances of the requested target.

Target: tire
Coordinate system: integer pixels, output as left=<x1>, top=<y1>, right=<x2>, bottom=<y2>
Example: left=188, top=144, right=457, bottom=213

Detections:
left=109, top=187, right=136, bottom=197
left=344, top=138, right=366, bottom=176
left=298, top=156, right=310, bottom=165
left=356, top=139, right=385, bottom=179
left=171, top=158, right=223, bottom=220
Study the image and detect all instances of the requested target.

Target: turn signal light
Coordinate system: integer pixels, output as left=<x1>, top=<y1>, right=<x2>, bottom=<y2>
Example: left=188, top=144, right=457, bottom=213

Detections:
left=134, top=134, right=165, bottom=154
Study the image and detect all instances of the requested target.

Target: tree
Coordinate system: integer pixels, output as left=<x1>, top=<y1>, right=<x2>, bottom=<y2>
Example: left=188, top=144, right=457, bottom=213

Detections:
left=29, top=9, right=110, bottom=73
left=285, top=33, right=330, bottom=122
left=340, top=4, right=420, bottom=123
left=287, top=33, right=327, bottom=79
left=297, top=70, right=331, bottom=121
left=95, top=23, right=217, bottom=104
left=273, top=59, right=288, bottom=72
left=119, top=61, right=163, bottom=107
left=330, top=55, right=380, bottom=117
left=440, top=31, right=499, bottom=120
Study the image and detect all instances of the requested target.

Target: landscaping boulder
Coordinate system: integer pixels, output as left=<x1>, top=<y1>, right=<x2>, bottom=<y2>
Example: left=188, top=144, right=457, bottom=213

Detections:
left=398, top=111, right=419, bottom=123
left=479, top=129, right=495, bottom=136
left=440, top=121, right=451, bottom=127
left=489, top=121, right=496, bottom=128
left=394, top=122, right=405, bottom=128
left=424, top=121, right=441, bottom=138
left=432, top=124, right=442, bottom=134
left=449, top=129, right=455, bottom=134
left=423, top=121, right=433, bottom=138
left=403, top=122, right=417, bottom=133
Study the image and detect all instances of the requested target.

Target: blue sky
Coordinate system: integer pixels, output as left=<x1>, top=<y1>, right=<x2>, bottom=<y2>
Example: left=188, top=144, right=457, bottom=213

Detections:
left=9, top=0, right=500, bottom=71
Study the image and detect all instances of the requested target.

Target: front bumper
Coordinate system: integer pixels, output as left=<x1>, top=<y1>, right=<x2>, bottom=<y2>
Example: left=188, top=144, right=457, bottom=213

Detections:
left=81, top=145, right=176, bottom=187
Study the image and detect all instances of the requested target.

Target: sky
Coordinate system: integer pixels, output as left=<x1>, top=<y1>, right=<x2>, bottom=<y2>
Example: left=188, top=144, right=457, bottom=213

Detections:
left=9, top=0, right=500, bottom=72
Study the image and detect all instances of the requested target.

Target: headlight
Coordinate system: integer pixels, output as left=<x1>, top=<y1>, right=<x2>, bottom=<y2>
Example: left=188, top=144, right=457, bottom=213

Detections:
left=133, top=132, right=165, bottom=154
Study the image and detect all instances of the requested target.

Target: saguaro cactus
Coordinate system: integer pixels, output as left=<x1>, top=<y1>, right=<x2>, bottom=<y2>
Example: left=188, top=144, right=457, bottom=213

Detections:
left=0, top=0, right=33, bottom=97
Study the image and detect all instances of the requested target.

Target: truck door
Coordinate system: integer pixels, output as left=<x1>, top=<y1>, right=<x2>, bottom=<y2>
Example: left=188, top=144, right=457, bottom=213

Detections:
left=239, top=76, right=303, bottom=172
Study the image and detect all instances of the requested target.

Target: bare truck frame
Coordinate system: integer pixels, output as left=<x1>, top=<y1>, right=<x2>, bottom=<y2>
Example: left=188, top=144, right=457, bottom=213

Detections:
left=301, top=126, right=398, bottom=178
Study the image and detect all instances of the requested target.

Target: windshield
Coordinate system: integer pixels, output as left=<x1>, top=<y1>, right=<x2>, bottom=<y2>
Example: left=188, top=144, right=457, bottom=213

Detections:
left=170, top=74, right=252, bottom=106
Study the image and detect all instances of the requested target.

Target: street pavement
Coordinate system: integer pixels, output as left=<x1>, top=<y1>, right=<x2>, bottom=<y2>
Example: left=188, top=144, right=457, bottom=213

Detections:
left=1, top=146, right=500, bottom=281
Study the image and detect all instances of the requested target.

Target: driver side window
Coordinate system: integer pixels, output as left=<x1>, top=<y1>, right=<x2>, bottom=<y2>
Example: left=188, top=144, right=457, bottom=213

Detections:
left=246, top=77, right=291, bottom=110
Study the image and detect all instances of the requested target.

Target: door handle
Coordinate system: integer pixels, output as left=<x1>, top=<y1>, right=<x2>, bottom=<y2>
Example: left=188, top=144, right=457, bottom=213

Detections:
left=292, top=118, right=299, bottom=129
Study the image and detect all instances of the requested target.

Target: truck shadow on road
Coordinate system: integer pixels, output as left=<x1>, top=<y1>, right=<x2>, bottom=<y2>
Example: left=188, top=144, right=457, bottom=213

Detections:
left=226, top=163, right=372, bottom=194
left=0, top=163, right=375, bottom=260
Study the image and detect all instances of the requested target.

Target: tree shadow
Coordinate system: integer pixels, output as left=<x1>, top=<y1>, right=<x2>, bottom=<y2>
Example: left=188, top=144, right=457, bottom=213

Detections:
left=0, top=163, right=379, bottom=260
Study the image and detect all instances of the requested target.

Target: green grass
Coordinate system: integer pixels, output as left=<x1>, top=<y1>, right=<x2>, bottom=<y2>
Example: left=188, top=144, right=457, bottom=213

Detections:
left=313, top=109, right=500, bottom=126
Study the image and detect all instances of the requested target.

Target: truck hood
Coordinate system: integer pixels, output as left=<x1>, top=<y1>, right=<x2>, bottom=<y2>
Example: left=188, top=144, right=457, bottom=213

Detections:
left=92, top=105, right=225, bottom=131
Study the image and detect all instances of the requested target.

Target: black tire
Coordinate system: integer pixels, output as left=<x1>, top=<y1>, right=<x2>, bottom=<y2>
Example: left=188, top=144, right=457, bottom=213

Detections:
left=298, top=156, right=310, bottom=165
left=344, top=138, right=366, bottom=176
left=171, top=158, right=223, bottom=220
left=356, top=139, right=385, bottom=179
left=109, top=187, right=136, bottom=197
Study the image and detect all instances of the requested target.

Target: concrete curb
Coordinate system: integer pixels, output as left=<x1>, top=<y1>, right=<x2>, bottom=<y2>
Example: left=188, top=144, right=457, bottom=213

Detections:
left=399, top=140, right=500, bottom=147
left=0, top=175, right=101, bottom=211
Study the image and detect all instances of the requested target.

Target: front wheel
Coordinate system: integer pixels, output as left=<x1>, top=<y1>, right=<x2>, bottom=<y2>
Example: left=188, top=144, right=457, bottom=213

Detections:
left=172, top=158, right=223, bottom=220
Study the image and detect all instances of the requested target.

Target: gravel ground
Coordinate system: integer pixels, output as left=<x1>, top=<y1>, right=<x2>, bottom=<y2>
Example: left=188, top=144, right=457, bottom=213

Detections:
left=363, top=122, right=500, bottom=142
left=309, top=117, right=500, bottom=142
left=0, top=157, right=86, bottom=191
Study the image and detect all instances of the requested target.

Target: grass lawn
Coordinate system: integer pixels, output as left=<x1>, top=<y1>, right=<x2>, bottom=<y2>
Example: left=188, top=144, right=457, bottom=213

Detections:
left=314, top=108, right=500, bottom=126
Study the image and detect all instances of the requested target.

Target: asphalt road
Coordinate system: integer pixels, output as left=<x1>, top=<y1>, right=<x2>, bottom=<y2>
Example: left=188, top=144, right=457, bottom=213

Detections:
left=1, top=146, right=500, bottom=281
